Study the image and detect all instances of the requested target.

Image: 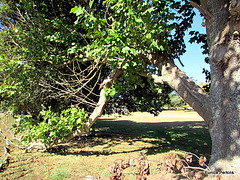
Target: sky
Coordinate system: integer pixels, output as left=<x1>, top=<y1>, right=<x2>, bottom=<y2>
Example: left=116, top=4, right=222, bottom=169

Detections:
left=174, top=10, right=210, bottom=84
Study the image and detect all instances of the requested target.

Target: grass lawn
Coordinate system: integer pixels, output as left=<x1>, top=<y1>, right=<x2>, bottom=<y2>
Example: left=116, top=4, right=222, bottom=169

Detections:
left=0, top=111, right=211, bottom=179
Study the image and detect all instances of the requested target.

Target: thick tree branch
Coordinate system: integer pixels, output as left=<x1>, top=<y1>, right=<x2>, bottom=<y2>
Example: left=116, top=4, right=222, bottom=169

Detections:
left=60, top=69, right=123, bottom=143
left=160, top=60, right=212, bottom=125
left=85, top=69, right=123, bottom=128
left=137, top=72, right=164, bottom=84
left=190, top=1, right=213, bottom=22
left=140, top=59, right=212, bottom=126
left=138, top=49, right=212, bottom=125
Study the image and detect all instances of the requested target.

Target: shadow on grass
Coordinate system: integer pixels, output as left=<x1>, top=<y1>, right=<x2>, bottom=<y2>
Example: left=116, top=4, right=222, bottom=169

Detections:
left=52, top=118, right=211, bottom=160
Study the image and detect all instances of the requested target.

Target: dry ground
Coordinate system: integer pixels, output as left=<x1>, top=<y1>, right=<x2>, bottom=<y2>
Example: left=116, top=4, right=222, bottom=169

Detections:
left=0, top=111, right=212, bottom=179
left=103, top=111, right=204, bottom=122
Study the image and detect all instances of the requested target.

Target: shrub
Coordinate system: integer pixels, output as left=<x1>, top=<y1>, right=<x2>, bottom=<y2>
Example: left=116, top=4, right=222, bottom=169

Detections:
left=12, top=106, right=88, bottom=147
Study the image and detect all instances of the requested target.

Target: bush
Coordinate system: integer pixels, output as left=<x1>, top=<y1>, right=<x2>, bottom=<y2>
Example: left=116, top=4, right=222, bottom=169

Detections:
left=12, top=106, right=88, bottom=147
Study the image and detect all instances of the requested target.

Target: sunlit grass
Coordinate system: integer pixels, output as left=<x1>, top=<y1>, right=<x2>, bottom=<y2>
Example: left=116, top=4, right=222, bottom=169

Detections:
left=0, top=111, right=211, bottom=179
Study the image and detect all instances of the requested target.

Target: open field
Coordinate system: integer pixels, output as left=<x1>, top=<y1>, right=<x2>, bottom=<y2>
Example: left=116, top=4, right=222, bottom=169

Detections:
left=0, top=111, right=211, bottom=179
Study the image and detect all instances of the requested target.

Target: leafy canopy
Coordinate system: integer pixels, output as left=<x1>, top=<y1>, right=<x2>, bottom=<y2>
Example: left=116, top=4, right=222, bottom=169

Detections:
left=0, top=0, right=104, bottom=115
left=0, top=0, right=199, bottom=146
left=71, top=0, right=194, bottom=71
left=0, top=0, right=195, bottom=116
left=70, top=0, right=195, bottom=115
left=12, top=106, right=88, bottom=147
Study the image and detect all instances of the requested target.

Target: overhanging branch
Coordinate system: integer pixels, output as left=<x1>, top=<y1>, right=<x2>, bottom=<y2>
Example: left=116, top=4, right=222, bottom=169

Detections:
left=139, top=59, right=212, bottom=126
left=59, top=69, right=123, bottom=143
left=161, top=60, right=212, bottom=125
left=190, top=1, right=213, bottom=22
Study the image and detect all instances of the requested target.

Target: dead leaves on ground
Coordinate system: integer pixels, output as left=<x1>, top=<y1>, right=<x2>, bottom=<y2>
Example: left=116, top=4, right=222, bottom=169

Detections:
left=109, top=152, right=209, bottom=180
left=109, top=152, right=150, bottom=180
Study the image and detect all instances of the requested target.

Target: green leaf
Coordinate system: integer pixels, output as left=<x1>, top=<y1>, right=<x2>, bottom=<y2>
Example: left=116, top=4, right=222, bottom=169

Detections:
left=89, top=0, right=94, bottom=9
left=130, top=48, right=137, bottom=56
left=135, top=17, right=143, bottom=23
left=77, top=118, right=83, bottom=124
left=151, top=41, right=159, bottom=49
left=128, top=8, right=133, bottom=15
left=122, top=46, right=130, bottom=54
left=75, top=6, right=84, bottom=16
left=159, top=45, right=165, bottom=51
left=70, top=6, right=78, bottom=14
left=109, top=88, right=116, bottom=97
left=146, top=33, right=152, bottom=39
left=122, top=63, right=129, bottom=70
left=11, top=124, right=17, bottom=128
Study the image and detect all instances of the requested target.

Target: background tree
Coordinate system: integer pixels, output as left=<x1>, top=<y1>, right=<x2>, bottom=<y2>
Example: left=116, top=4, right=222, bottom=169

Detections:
left=105, top=75, right=172, bottom=116
left=167, top=93, right=186, bottom=109
left=0, top=0, right=106, bottom=116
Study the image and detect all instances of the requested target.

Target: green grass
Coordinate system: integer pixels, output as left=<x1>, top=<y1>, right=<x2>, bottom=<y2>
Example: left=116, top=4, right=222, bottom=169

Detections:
left=0, top=111, right=211, bottom=179
left=49, top=168, right=70, bottom=180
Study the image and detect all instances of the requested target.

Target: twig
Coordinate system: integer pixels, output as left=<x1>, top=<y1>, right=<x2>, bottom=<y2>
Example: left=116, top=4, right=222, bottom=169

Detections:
left=175, top=49, right=184, bottom=67
left=181, top=151, right=211, bottom=171
left=184, top=166, right=208, bottom=172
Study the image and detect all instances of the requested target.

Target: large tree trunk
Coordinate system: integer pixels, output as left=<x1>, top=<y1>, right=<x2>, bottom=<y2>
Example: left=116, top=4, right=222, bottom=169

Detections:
left=146, top=1, right=240, bottom=177
left=200, top=0, right=240, bottom=174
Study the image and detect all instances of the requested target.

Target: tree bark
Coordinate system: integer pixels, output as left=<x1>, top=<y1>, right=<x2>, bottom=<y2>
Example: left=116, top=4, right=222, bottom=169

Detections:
left=160, top=60, right=212, bottom=125
left=142, top=1, right=240, bottom=176
left=198, top=0, right=240, bottom=175
left=139, top=60, right=212, bottom=124
left=60, top=69, right=123, bottom=143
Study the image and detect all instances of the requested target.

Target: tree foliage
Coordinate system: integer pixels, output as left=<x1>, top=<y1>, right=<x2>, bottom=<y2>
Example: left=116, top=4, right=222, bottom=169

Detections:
left=71, top=0, right=194, bottom=69
left=12, top=106, right=88, bottom=147
left=1, top=0, right=191, bottom=145
left=0, top=0, right=103, bottom=115
left=69, top=0, right=196, bottom=115
left=106, top=75, right=172, bottom=116
left=0, top=0, right=188, bottom=116
left=1, top=0, right=202, bottom=146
